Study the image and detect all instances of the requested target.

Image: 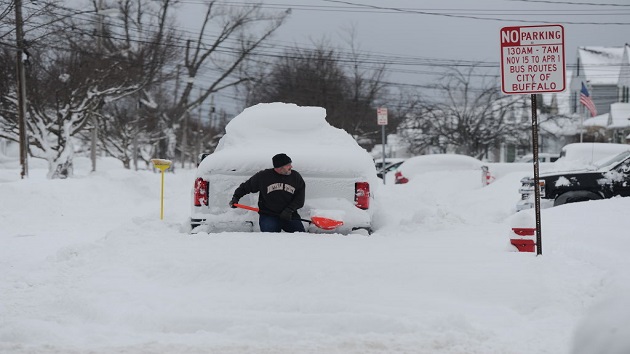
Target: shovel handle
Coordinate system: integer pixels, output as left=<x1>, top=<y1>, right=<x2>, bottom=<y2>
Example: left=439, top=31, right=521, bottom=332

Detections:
left=233, top=203, right=342, bottom=230
left=233, top=203, right=259, bottom=212
left=235, top=203, right=308, bottom=222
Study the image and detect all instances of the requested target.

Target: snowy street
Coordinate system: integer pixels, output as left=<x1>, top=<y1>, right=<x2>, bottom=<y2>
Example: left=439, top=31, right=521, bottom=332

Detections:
left=1, top=157, right=629, bottom=353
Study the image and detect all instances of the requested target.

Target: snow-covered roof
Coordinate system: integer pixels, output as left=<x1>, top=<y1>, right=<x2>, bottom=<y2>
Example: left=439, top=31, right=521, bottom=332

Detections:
left=583, top=113, right=609, bottom=128
left=608, top=102, right=630, bottom=129
left=539, top=115, right=580, bottom=136
left=577, top=47, right=625, bottom=85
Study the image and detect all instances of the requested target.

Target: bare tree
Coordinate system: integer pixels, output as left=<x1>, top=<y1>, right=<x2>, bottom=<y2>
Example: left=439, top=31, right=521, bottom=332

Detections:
left=245, top=40, right=400, bottom=149
left=400, top=65, right=528, bottom=159
left=83, top=0, right=182, bottom=170
left=339, top=26, right=392, bottom=144
left=89, top=1, right=288, bottom=168
left=0, top=0, right=178, bottom=177
left=246, top=44, right=349, bottom=121
left=164, top=1, right=289, bottom=165
left=0, top=0, right=57, bottom=43
left=96, top=94, right=157, bottom=169
left=0, top=0, right=14, bottom=42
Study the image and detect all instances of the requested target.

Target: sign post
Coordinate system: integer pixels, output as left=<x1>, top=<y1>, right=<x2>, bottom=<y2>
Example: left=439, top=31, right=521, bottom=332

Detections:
left=500, top=24, right=565, bottom=256
left=151, top=158, right=172, bottom=220
left=377, top=107, right=388, bottom=185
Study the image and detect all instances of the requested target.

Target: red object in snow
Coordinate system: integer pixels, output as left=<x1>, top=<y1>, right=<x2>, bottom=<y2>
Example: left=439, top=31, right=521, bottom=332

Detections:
left=510, top=227, right=536, bottom=252
left=394, top=171, right=409, bottom=184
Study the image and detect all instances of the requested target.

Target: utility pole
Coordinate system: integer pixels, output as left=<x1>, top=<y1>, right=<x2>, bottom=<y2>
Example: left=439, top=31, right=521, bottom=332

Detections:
left=15, top=0, right=28, bottom=179
left=210, top=95, right=215, bottom=128
left=181, top=111, right=187, bottom=169
left=91, top=0, right=105, bottom=172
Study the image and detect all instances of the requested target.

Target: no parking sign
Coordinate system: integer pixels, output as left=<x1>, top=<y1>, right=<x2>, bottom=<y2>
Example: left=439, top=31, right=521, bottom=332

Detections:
left=500, top=24, right=565, bottom=94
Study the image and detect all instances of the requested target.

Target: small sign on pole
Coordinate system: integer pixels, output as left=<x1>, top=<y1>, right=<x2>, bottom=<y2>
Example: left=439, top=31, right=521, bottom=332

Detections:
left=377, top=107, right=388, bottom=126
left=377, top=107, right=388, bottom=185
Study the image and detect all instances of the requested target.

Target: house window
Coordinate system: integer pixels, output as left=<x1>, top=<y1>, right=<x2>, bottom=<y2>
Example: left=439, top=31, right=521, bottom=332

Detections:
left=623, top=86, right=629, bottom=103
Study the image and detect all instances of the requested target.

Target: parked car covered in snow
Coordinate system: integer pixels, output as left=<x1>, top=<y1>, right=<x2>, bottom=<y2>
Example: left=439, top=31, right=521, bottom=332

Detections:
left=516, top=150, right=630, bottom=211
left=190, top=103, right=378, bottom=234
left=394, top=154, right=485, bottom=184
left=555, top=142, right=630, bottom=168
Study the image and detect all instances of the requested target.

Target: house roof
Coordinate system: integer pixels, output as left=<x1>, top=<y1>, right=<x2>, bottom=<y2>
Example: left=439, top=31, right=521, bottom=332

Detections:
left=583, top=113, right=609, bottom=128
left=539, top=115, right=580, bottom=136
left=608, top=102, right=630, bottom=129
left=577, top=46, right=625, bottom=85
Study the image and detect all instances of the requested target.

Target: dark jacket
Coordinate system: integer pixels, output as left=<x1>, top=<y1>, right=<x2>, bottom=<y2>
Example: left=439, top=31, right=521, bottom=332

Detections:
left=233, top=168, right=305, bottom=218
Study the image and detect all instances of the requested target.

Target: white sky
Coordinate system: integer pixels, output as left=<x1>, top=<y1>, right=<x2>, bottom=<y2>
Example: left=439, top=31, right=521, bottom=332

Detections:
left=174, top=0, right=630, bottom=112
left=177, top=0, right=630, bottom=62
left=2, top=102, right=630, bottom=352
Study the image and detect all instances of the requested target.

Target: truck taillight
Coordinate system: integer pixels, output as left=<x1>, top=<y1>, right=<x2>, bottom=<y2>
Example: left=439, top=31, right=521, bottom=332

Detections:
left=395, top=171, right=408, bottom=184
left=194, top=178, right=208, bottom=206
left=355, top=182, right=370, bottom=209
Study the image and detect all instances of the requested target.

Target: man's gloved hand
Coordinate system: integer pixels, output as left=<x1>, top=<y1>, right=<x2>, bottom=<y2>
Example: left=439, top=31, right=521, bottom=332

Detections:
left=279, top=208, right=293, bottom=221
left=229, top=197, right=239, bottom=208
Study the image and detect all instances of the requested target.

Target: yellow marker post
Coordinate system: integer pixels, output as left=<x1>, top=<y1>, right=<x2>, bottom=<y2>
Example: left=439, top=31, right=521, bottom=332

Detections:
left=151, top=158, right=172, bottom=220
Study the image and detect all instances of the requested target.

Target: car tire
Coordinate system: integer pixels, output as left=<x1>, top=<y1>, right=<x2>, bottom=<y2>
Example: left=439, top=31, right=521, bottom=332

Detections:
left=554, top=191, right=602, bottom=206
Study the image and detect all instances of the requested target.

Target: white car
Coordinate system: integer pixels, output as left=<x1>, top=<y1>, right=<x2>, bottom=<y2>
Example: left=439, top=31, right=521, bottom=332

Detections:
left=394, top=154, right=485, bottom=184
left=515, top=153, right=559, bottom=163
left=190, top=103, right=378, bottom=234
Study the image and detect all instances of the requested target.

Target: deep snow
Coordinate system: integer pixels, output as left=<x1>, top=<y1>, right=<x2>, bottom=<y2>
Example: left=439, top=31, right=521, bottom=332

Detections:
left=1, top=154, right=630, bottom=354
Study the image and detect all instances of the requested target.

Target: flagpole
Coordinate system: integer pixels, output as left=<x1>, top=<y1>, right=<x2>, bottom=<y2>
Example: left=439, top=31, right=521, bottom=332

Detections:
left=580, top=109, right=586, bottom=142
left=579, top=82, right=597, bottom=142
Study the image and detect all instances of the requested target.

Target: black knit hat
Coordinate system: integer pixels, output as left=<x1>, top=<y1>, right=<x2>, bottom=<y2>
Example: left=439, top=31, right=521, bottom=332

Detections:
left=272, top=153, right=292, bottom=168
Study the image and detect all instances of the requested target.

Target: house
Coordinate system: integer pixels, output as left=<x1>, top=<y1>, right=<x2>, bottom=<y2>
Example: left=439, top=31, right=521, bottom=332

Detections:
left=504, top=44, right=628, bottom=161
left=581, top=45, right=630, bottom=143
left=569, top=46, right=625, bottom=117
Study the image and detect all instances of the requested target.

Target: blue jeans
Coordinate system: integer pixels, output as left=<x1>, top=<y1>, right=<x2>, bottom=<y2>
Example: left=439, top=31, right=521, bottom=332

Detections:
left=259, top=214, right=305, bottom=233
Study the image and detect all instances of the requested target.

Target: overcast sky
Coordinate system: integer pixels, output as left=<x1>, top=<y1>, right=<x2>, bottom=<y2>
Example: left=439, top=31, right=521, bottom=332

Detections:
left=179, top=1, right=629, bottom=66
left=175, top=0, right=629, bottom=112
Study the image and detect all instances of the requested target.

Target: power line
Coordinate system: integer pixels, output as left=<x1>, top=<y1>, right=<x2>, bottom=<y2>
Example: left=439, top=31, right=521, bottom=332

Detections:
left=509, top=0, right=630, bottom=6
left=12, top=2, right=626, bottom=104
left=177, top=0, right=630, bottom=14
left=29, top=2, right=627, bottom=77
left=319, top=0, right=630, bottom=25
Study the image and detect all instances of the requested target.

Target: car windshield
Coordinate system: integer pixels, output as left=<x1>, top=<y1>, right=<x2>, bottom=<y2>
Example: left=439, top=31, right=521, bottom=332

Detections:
left=594, top=150, right=630, bottom=169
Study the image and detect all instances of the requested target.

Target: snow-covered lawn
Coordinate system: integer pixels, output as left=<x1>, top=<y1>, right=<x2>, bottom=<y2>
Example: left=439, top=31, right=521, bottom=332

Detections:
left=1, top=157, right=629, bottom=353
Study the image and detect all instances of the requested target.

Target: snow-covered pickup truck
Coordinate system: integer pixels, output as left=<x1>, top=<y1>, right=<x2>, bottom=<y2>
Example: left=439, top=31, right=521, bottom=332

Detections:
left=516, top=150, right=630, bottom=211
left=190, top=103, right=379, bottom=234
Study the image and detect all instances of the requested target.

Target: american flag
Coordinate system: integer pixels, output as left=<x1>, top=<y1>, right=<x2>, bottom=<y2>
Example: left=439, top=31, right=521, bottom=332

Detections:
left=580, top=82, right=597, bottom=117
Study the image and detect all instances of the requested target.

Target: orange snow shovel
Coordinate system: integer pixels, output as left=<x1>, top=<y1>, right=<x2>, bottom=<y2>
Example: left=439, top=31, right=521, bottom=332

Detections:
left=233, top=203, right=343, bottom=231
